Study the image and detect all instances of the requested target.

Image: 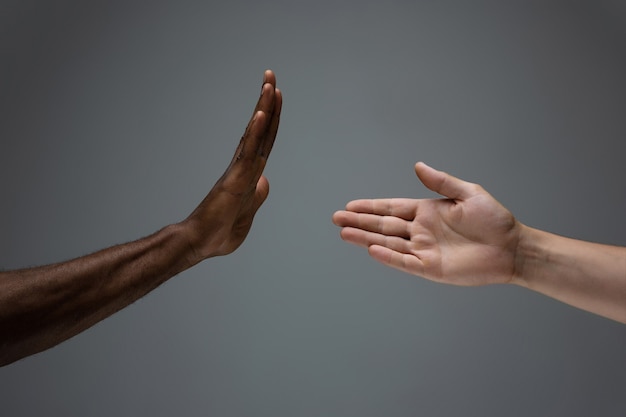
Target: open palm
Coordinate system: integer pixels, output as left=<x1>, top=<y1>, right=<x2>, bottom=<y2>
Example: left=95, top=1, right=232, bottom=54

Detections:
left=183, top=70, right=282, bottom=260
left=333, top=162, right=522, bottom=286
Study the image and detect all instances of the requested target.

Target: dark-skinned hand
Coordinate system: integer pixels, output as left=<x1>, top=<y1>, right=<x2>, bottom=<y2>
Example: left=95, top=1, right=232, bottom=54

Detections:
left=183, top=69, right=282, bottom=261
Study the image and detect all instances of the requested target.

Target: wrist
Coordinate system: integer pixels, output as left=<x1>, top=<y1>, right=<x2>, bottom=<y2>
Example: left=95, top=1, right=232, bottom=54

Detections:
left=510, top=224, right=547, bottom=288
left=168, top=221, right=200, bottom=267
left=175, top=217, right=226, bottom=265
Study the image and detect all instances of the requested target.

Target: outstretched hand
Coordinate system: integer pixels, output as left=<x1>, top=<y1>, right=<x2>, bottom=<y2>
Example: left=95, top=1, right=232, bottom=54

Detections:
left=333, top=162, right=522, bottom=286
left=182, top=70, right=282, bottom=261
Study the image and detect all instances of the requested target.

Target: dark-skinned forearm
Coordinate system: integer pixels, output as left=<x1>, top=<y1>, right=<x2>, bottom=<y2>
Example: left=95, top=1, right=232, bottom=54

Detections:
left=0, top=222, right=197, bottom=366
left=0, top=70, right=281, bottom=367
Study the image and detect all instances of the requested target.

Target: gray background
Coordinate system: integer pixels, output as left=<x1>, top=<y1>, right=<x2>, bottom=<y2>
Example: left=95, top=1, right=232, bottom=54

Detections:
left=1, top=0, right=625, bottom=416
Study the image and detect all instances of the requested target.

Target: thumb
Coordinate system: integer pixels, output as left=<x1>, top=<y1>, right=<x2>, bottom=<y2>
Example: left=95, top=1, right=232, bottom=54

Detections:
left=414, top=162, right=473, bottom=201
left=251, top=175, right=270, bottom=213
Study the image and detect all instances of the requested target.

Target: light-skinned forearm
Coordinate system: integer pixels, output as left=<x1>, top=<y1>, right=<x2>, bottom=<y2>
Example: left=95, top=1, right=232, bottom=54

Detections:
left=0, top=222, right=197, bottom=366
left=512, top=225, right=626, bottom=323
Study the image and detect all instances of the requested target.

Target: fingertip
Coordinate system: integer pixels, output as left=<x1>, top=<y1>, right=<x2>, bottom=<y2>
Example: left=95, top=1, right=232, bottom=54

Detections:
left=338, top=226, right=358, bottom=242
left=414, top=161, right=434, bottom=176
left=415, top=161, right=427, bottom=169
left=264, top=69, right=276, bottom=86
left=338, top=227, right=350, bottom=242
left=253, top=110, right=267, bottom=123
left=344, top=200, right=359, bottom=211
left=414, top=160, right=441, bottom=185
left=332, top=210, right=346, bottom=226
left=261, top=82, right=273, bottom=97
left=273, top=88, right=283, bottom=115
left=368, top=244, right=389, bottom=263
left=248, top=110, right=262, bottom=130
left=275, top=88, right=283, bottom=105
left=416, top=163, right=471, bottom=200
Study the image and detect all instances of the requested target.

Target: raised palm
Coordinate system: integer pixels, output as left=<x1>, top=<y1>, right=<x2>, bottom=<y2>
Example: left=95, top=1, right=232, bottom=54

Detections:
left=183, top=70, right=282, bottom=260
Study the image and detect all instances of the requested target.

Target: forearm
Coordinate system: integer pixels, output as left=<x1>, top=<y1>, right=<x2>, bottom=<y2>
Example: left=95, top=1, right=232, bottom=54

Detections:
left=513, top=225, right=626, bottom=323
left=0, top=70, right=280, bottom=367
left=0, top=222, right=196, bottom=366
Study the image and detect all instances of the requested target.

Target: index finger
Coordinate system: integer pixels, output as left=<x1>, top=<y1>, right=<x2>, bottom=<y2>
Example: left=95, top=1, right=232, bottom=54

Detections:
left=241, top=71, right=281, bottom=162
left=247, top=70, right=277, bottom=127
left=345, top=198, right=417, bottom=221
left=231, top=71, right=279, bottom=167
